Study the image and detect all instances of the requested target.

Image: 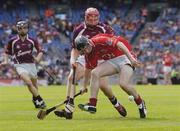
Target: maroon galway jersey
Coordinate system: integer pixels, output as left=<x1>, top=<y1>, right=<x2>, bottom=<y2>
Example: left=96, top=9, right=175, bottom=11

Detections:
left=72, top=22, right=114, bottom=48
left=5, top=35, right=43, bottom=64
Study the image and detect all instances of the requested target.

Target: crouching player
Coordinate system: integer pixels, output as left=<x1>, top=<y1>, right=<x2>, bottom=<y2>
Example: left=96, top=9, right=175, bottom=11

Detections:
left=0, top=21, right=46, bottom=109
left=75, top=34, right=147, bottom=118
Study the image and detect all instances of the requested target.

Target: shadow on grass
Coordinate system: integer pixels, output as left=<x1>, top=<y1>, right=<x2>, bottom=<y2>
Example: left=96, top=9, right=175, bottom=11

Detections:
left=49, top=115, right=170, bottom=122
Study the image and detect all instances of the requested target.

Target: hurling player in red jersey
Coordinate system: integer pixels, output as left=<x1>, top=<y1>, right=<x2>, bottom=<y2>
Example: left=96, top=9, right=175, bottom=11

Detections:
left=163, top=50, right=173, bottom=85
left=75, top=34, right=147, bottom=118
left=54, top=7, right=127, bottom=119
left=0, top=21, right=46, bottom=109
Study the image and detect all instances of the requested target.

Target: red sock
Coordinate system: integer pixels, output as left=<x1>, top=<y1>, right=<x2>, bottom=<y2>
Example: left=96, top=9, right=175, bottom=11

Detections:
left=134, top=95, right=142, bottom=105
left=89, top=98, right=97, bottom=107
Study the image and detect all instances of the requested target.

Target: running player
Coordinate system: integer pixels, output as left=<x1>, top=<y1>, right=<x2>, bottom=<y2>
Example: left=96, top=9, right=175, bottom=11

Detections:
left=0, top=21, right=46, bottom=109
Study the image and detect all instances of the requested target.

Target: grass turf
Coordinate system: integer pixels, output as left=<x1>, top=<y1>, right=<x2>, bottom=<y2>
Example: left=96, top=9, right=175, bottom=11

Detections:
left=0, top=85, right=180, bottom=131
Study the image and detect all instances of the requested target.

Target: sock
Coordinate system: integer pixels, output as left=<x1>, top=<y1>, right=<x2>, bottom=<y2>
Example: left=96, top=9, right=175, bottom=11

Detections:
left=134, top=95, right=143, bottom=105
left=32, top=96, right=36, bottom=101
left=89, top=98, right=97, bottom=107
left=69, top=98, right=74, bottom=105
left=36, top=95, right=43, bottom=101
left=109, top=96, right=120, bottom=107
left=66, top=96, right=70, bottom=100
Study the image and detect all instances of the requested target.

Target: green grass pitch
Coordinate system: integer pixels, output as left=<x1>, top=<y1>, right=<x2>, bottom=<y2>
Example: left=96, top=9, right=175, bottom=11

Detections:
left=0, top=85, right=180, bottom=131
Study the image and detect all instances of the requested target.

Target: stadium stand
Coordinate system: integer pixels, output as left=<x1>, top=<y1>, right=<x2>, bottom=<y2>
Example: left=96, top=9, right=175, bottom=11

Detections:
left=0, top=0, right=179, bottom=85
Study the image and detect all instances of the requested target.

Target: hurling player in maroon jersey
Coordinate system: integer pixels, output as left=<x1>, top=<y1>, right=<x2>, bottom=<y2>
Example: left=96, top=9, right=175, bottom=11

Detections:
left=75, top=34, right=147, bottom=118
left=0, top=21, right=46, bottom=109
left=54, top=7, right=127, bottom=119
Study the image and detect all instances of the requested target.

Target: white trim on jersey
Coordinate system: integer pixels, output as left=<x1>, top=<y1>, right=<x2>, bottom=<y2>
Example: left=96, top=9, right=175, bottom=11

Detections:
left=12, top=36, right=20, bottom=64
left=97, top=25, right=106, bottom=33
left=77, top=28, right=86, bottom=38
left=12, top=36, right=20, bottom=55
left=26, top=35, right=35, bottom=47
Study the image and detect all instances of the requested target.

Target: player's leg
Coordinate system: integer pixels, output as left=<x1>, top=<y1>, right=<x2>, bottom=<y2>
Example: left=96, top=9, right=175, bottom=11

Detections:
left=118, top=64, right=147, bottom=118
left=164, top=70, right=172, bottom=85
left=163, top=66, right=172, bottom=85
left=20, top=73, right=39, bottom=97
left=67, top=63, right=84, bottom=99
left=55, top=63, right=84, bottom=119
left=99, top=77, right=127, bottom=117
left=67, top=63, right=84, bottom=118
left=18, top=73, right=44, bottom=108
left=78, top=61, right=117, bottom=113
left=31, top=78, right=46, bottom=108
left=15, top=63, right=46, bottom=109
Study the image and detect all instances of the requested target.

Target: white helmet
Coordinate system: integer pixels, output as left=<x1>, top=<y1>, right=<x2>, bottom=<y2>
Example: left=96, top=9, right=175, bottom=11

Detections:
left=16, top=21, right=28, bottom=31
left=16, top=20, right=28, bottom=36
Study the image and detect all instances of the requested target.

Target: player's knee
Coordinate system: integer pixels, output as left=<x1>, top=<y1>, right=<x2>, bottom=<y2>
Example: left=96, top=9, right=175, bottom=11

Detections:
left=91, top=69, right=100, bottom=78
left=119, top=81, right=128, bottom=89
left=100, top=83, right=108, bottom=90
left=67, top=73, right=73, bottom=82
left=26, top=82, right=34, bottom=88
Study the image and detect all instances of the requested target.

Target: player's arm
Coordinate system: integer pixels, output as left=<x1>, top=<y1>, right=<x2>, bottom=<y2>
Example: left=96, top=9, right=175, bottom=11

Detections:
left=70, top=48, right=80, bottom=67
left=33, top=39, right=44, bottom=63
left=105, top=24, right=115, bottom=35
left=82, top=67, right=91, bottom=92
left=0, top=41, right=12, bottom=67
left=34, top=52, right=43, bottom=63
left=70, top=25, right=83, bottom=67
left=0, top=53, right=9, bottom=67
left=116, top=41, right=142, bottom=67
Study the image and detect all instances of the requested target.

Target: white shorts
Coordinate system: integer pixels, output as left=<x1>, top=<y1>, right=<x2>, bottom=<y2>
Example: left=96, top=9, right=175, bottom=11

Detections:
left=76, top=55, right=104, bottom=67
left=14, top=63, right=37, bottom=78
left=163, top=66, right=172, bottom=73
left=106, top=55, right=131, bottom=72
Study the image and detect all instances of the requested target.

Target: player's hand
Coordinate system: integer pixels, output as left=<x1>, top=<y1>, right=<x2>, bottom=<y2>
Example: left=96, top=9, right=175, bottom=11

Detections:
left=71, top=62, right=78, bottom=69
left=80, top=88, right=88, bottom=95
left=0, top=61, right=8, bottom=68
left=130, top=59, right=142, bottom=68
left=33, top=57, right=40, bottom=64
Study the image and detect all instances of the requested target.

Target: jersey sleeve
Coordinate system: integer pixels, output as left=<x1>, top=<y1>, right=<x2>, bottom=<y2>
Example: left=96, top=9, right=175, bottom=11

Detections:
left=34, top=39, right=45, bottom=54
left=4, top=40, right=13, bottom=55
left=104, top=24, right=115, bottom=35
left=112, top=36, right=132, bottom=50
left=72, top=24, right=82, bottom=49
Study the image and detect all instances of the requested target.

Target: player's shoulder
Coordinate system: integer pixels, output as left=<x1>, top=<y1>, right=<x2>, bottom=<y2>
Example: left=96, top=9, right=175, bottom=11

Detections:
left=27, top=35, right=35, bottom=40
left=93, top=33, right=113, bottom=38
left=73, top=23, right=85, bottom=32
left=8, top=35, right=19, bottom=43
left=97, top=22, right=114, bottom=33
left=26, top=35, right=38, bottom=42
left=97, top=22, right=110, bottom=28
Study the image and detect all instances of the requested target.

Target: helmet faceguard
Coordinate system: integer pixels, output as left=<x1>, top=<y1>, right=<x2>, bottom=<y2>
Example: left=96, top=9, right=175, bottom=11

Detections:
left=16, top=21, right=28, bottom=36
left=16, top=21, right=28, bottom=31
left=85, top=7, right=99, bottom=26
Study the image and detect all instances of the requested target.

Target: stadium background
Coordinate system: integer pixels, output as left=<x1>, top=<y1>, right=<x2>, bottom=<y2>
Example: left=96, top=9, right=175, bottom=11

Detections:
left=0, top=0, right=179, bottom=86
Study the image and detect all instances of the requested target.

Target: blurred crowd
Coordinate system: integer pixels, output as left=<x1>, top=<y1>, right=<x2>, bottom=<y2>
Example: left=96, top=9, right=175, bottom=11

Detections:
left=0, top=0, right=179, bottom=85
